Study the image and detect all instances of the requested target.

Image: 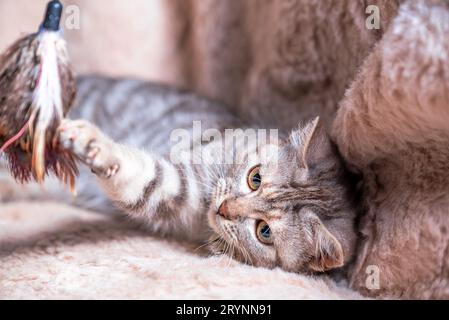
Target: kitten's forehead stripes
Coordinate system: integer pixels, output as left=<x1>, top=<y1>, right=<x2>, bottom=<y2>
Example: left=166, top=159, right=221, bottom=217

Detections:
left=257, top=181, right=345, bottom=221
left=263, top=185, right=333, bottom=202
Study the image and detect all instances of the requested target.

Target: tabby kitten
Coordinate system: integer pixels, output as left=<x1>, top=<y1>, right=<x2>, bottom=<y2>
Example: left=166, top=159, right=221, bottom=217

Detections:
left=6, top=76, right=358, bottom=273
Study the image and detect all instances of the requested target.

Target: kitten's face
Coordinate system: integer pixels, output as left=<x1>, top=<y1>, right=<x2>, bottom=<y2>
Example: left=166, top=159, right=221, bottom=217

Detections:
left=207, top=119, right=357, bottom=273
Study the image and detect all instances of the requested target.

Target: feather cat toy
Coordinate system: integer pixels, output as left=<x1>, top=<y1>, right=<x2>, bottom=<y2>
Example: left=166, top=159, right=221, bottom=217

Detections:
left=0, top=0, right=78, bottom=188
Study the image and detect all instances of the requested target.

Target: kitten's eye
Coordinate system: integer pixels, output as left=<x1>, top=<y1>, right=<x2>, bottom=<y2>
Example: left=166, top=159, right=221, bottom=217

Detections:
left=256, top=220, right=273, bottom=245
left=247, top=166, right=261, bottom=191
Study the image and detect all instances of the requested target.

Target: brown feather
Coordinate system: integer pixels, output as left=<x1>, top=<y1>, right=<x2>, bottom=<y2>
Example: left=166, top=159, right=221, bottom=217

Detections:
left=0, top=32, right=78, bottom=186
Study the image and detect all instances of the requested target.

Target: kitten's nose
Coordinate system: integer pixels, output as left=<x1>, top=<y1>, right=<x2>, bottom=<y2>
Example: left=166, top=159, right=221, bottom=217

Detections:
left=217, top=201, right=230, bottom=219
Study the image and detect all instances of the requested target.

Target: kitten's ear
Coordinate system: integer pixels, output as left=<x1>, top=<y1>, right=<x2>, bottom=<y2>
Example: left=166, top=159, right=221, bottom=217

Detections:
left=296, top=117, right=334, bottom=170
left=309, top=220, right=344, bottom=272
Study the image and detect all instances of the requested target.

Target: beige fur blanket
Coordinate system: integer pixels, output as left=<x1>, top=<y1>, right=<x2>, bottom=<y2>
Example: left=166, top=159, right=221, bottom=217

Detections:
left=0, top=0, right=366, bottom=300
left=2, top=0, right=449, bottom=299
left=0, top=202, right=361, bottom=299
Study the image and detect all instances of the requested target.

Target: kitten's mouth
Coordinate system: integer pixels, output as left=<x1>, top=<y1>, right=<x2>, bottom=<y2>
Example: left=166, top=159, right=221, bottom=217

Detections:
left=206, top=215, right=229, bottom=253
left=206, top=207, right=236, bottom=247
left=206, top=207, right=253, bottom=266
left=208, top=211, right=226, bottom=238
left=208, top=180, right=237, bottom=247
left=208, top=186, right=227, bottom=234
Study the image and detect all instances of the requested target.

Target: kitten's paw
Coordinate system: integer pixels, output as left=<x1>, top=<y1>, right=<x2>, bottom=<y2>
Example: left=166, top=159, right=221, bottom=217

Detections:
left=58, top=120, right=120, bottom=179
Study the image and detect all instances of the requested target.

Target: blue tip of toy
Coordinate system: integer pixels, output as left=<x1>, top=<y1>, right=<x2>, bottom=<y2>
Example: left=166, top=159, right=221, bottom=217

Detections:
left=41, top=0, right=63, bottom=32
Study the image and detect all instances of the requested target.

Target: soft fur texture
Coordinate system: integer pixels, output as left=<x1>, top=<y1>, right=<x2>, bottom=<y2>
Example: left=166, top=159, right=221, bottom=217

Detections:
left=0, top=201, right=362, bottom=300
left=2, top=0, right=449, bottom=299
left=169, top=0, right=449, bottom=298
left=334, top=0, right=449, bottom=299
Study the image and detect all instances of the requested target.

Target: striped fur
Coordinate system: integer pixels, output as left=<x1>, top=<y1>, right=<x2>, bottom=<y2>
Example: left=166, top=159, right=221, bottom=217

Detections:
left=3, top=76, right=357, bottom=274
left=63, top=76, right=243, bottom=241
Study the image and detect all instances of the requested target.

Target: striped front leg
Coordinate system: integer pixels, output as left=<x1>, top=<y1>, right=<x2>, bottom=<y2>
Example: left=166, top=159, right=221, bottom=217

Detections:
left=58, top=120, right=205, bottom=234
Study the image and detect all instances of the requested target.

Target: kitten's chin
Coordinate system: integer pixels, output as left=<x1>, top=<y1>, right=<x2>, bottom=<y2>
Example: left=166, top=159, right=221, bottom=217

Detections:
left=206, top=209, right=232, bottom=244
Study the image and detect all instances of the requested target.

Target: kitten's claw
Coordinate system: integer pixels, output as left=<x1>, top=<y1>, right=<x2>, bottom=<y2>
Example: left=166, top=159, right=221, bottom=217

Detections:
left=58, top=120, right=120, bottom=179
left=92, top=162, right=120, bottom=179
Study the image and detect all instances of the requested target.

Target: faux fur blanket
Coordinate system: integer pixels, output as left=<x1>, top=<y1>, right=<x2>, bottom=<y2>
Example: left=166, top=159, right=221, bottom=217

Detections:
left=2, top=0, right=449, bottom=299
left=0, top=202, right=361, bottom=299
